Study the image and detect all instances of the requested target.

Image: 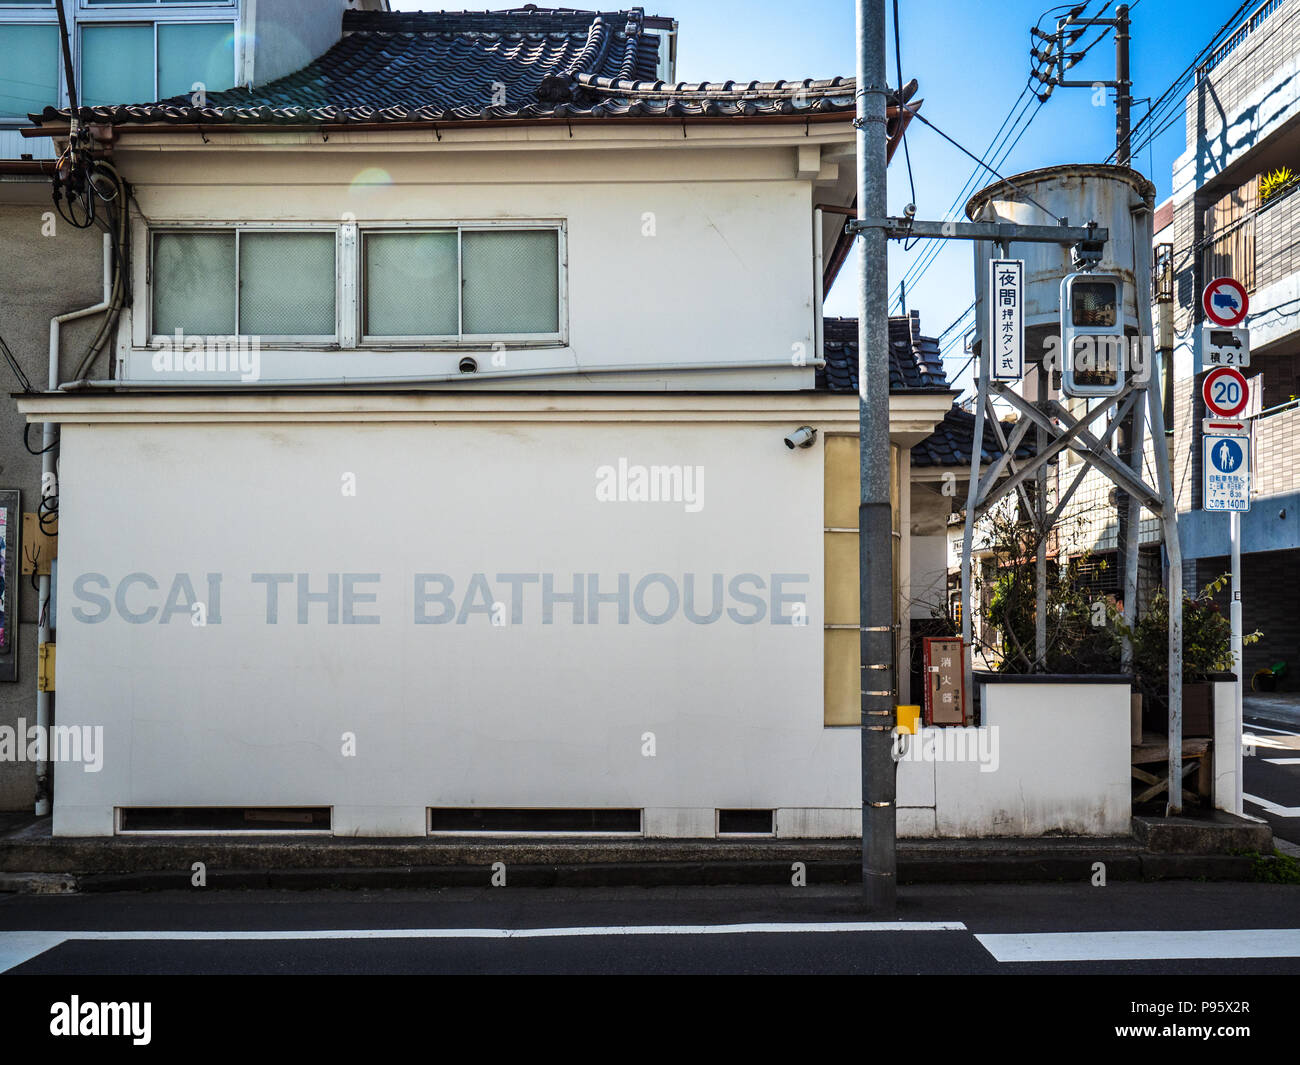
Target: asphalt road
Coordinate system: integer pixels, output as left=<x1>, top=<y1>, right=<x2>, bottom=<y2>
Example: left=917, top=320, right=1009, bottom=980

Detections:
left=2, top=881, right=1297, bottom=976
left=1243, top=697, right=1300, bottom=847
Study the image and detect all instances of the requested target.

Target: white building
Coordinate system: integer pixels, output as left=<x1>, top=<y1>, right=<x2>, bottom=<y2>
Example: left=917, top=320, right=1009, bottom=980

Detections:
left=14, top=6, right=1137, bottom=839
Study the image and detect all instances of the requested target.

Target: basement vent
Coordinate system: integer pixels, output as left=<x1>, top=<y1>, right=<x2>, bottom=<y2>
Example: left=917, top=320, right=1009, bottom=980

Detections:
left=428, top=808, right=642, bottom=835
left=118, top=807, right=331, bottom=833
left=717, top=809, right=775, bottom=836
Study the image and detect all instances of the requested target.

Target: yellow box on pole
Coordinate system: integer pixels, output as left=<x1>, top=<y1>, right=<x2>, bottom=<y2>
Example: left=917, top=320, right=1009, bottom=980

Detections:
left=896, top=704, right=920, bottom=735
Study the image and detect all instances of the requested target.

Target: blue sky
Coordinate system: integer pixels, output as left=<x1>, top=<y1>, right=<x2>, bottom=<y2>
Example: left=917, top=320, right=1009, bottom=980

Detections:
left=392, top=0, right=1254, bottom=392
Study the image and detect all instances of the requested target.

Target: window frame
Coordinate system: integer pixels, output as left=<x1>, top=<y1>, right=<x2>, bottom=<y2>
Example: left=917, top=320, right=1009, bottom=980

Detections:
left=0, top=17, right=62, bottom=125
left=147, top=219, right=570, bottom=352
left=0, top=3, right=238, bottom=125
left=79, top=2, right=235, bottom=10
left=358, top=220, right=568, bottom=349
left=78, top=17, right=236, bottom=105
left=149, top=223, right=343, bottom=346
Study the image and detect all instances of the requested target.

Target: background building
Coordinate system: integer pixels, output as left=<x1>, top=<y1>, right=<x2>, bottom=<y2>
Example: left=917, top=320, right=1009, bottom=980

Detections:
left=1167, top=0, right=1300, bottom=687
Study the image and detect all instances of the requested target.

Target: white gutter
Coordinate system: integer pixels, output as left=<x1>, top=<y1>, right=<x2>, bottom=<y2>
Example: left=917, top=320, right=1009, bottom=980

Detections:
left=36, top=233, right=112, bottom=816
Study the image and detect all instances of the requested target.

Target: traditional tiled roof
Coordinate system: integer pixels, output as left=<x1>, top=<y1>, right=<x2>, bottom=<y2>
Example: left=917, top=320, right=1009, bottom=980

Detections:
left=818, top=313, right=1034, bottom=470
left=36, top=7, right=860, bottom=127
left=911, top=406, right=1037, bottom=469
left=819, top=313, right=949, bottom=394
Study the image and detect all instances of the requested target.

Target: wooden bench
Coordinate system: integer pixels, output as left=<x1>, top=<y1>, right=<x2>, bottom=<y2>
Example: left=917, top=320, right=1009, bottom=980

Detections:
left=1131, top=733, right=1212, bottom=805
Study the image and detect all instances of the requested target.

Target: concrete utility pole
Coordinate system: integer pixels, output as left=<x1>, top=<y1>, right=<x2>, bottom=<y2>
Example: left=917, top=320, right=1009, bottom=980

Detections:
left=1115, top=4, right=1132, bottom=166
left=856, top=0, right=897, bottom=911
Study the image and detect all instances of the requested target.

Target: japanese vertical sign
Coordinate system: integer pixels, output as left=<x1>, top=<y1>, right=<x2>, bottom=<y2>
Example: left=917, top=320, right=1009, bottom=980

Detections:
left=989, top=259, right=1024, bottom=381
left=923, top=636, right=967, bottom=726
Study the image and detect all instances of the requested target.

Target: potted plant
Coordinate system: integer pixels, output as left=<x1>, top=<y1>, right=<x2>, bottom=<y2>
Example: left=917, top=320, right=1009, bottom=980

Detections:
left=1121, top=575, right=1261, bottom=737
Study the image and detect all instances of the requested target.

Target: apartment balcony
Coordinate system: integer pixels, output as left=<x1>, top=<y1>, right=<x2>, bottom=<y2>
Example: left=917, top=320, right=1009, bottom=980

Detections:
left=1254, top=401, right=1300, bottom=500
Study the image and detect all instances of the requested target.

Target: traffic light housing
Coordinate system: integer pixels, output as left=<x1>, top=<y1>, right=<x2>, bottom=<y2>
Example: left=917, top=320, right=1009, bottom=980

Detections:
left=1060, top=272, right=1126, bottom=397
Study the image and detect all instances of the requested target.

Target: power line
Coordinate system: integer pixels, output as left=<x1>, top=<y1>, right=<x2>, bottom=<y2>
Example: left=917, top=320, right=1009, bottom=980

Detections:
left=890, top=90, right=1043, bottom=311
left=892, top=0, right=916, bottom=220
left=887, top=0, right=1100, bottom=311
left=909, top=110, right=1066, bottom=220
left=1106, top=0, right=1254, bottom=164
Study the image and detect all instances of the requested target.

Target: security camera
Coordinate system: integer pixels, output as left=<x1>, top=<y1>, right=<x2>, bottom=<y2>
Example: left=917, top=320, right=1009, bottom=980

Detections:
left=784, top=425, right=817, bottom=450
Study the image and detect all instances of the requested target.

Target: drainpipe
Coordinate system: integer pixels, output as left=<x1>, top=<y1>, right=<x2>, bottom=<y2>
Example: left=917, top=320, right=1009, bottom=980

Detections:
left=35, top=232, right=113, bottom=816
left=813, top=207, right=825, bottom=367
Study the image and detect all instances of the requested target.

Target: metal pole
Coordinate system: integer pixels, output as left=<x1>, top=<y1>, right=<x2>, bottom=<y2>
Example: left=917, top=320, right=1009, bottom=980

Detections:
left=856, top=0, right=896, bottom=911
left=1231, top=508, right=1243, bottom=814
left=960, top=236, right=989, bottom=737
left=1036, top=368, right=1047, bottom=668
left=1115, top=4, right=1132, bottom=167
left=55, top=0, right=79, bottom=120
left=1113, top=4, right=1134, bottom=605
left=1122, top=366, right=1145, bottom=670
left=1134, top=205, right=1183, bottom=814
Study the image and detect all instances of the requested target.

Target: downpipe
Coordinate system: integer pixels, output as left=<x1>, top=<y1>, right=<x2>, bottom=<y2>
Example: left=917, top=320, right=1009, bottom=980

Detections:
left=35, top=232, right=114, bottom=816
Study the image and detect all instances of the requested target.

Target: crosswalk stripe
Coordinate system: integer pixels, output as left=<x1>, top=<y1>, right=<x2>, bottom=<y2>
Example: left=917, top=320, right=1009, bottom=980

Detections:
left=1244, top=793, right=1300, bottom=817
left=977, top=928, right=1300, bottom=962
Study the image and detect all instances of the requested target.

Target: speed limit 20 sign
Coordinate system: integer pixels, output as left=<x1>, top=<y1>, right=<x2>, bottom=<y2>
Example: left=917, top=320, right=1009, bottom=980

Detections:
left=1202, top=365, right=1249, bottom=418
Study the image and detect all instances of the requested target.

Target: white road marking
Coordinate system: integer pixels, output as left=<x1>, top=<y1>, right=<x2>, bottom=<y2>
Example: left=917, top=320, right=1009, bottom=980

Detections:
left=1243, top=793, right=1300, bottom=817
left=1245, top=723, right=1300, bottom=737
left=0, top=922, right=967, bottom=972
left=1262, top=758, right=1300, bottom=765
left=977, top=929, right=1300, bottom=962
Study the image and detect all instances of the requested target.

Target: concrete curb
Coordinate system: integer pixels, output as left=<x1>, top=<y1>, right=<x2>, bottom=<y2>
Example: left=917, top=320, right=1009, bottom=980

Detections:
left=14, top=853, right=1255, bottom=892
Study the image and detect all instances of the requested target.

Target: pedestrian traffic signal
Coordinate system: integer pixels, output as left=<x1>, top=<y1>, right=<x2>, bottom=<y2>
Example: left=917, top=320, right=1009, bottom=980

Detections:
left=1060, top=272, right=1126, bottom=398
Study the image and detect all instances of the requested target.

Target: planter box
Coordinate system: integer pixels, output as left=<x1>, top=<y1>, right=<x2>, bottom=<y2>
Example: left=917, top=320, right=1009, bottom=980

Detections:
left=1141, top=681, right=1216, bottom=737
left=1183, top=682, right=1213, bottom=738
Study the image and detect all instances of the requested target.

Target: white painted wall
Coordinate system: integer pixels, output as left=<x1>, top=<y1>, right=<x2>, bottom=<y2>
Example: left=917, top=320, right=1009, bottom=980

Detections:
left=252, top=0, right=385, bottom=87
left=48, top=408, right=1133, bottom=838
left=113, top=136, right=821, bottom=390
left=895, top=680, right=1132, bottom=837
left=53, top=410, right=852, bottom=836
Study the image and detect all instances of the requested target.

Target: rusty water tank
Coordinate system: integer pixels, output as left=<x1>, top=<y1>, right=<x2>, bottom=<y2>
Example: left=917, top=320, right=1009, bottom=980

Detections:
left=967, top=164, right=1157, bottom=362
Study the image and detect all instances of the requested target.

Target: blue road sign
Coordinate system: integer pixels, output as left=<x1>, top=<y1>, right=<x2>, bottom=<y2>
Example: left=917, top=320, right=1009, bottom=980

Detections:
left=1203, top=434, right=1250, bottom=512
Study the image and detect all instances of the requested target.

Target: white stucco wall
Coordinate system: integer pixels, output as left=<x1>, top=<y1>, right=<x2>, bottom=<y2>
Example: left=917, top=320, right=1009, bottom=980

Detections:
left=51, top=403, right=860, bottom=836
left=111, top=132, right=828, bottom=391
left=251, top=0, right=382, bottom=87
left=43, top=403, right=1135, bottom=838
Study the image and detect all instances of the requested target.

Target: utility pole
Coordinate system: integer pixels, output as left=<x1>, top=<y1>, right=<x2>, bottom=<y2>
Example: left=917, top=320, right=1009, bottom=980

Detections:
left=856, top=0, right=896, bottom=912
left=1115, top=4, right=1132, bottom=165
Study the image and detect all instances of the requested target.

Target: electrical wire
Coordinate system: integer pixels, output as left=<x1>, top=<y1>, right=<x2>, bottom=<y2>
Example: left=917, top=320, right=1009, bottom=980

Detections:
left=908, top=110, right=1067, bottom=222
left=892, top=0, right=918, bottom=249
left=1107, top=0, right=1254, bottom=164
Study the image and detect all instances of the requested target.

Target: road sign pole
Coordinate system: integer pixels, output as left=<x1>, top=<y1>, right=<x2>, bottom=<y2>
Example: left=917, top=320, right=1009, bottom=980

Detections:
left=1231, top=508, right=1243, bottom=814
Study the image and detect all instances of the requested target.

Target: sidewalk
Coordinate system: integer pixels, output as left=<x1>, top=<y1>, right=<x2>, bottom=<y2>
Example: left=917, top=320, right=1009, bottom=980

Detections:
left=0, top=812, right=1277, bottom=892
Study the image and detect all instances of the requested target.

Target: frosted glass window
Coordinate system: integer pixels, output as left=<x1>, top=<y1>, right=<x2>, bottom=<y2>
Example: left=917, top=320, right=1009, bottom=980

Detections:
left=462, top=230, right=559, bottom=335
left=157, top=22, right=234, bottom=100
left=364, top=232, right=458, bottom=336
left=0, top=24, right=59, bottom=118
left=239, top=233, right=336, bottom=336
left=81, top=25, right=154, bottom=107
left=153, top=232, right=236, bottom=335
